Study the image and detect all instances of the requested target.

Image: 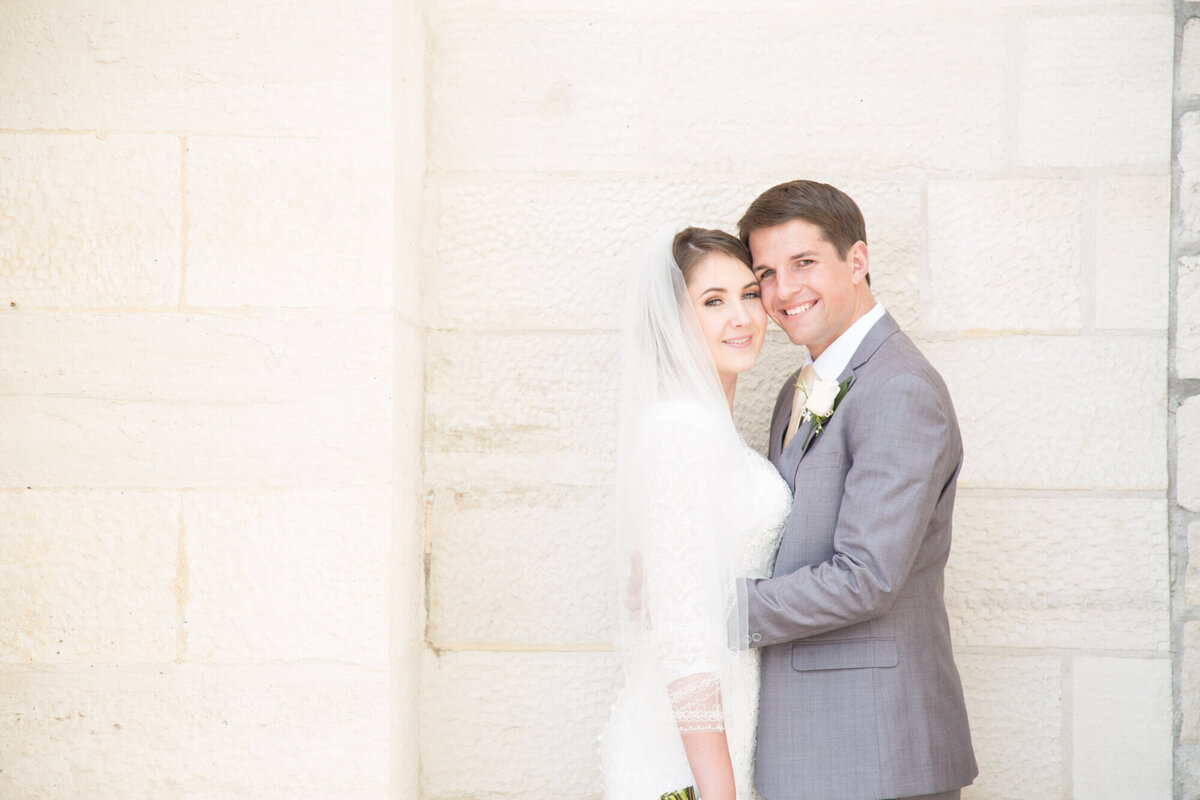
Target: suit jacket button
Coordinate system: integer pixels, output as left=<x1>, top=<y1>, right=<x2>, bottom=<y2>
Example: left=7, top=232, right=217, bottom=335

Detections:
left=751, top=633, right=762, bottom=642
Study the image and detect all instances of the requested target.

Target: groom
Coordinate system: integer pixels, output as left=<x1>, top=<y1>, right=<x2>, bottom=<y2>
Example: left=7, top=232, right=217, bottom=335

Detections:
left=731, top=181, right=977, bottom=800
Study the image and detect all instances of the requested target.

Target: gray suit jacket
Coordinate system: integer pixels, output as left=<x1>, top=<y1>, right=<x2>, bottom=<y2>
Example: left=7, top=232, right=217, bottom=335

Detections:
left=747, top=313, right=977, bottom=800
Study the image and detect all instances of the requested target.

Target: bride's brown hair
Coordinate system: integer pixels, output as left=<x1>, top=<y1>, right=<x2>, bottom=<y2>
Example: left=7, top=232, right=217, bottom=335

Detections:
left=672, top=227, right=753, bottom=283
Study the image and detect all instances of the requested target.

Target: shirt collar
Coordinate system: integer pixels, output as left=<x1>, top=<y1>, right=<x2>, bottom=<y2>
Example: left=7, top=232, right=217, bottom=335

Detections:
left=806, top=302, right=886, bottom=380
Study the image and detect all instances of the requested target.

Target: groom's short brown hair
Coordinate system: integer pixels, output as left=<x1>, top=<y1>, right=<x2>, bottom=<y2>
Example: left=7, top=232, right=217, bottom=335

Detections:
left=737, top=180, right=868, bottom=261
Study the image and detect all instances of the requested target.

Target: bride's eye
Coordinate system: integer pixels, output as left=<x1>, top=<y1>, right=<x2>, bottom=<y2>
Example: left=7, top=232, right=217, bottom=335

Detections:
left=705, top=297, right=724, bottom=307
left=744, top=290, right=761, bottom=300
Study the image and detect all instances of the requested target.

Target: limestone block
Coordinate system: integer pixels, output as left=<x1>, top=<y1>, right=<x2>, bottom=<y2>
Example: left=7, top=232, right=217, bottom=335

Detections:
left=0, top=134, right=180, bottom=308
left=1181, top=255, right=1200, bottom=378
left=1181, top=113, right=1200, bottom=244
left=0, top=664, right=388, bottom=799
left=921, top=335, right=1165, bottom=490
left=0, top=312, right=391, bottom=488
left=0, top=0, right=391, bottom=134
left=1072, top=657, right=1172, bottom=799
left=429, top=17, right=641, bottom=171
left=427, top=174, right=920, bottom=333
left=1019, top=14, right=1174, bottom=169
left=956, top=654, right=1063, bottom=799
left=1180, top=396, right=1200, bottom=511
left=1183, top=621, right=1200, bottom=743
left=186, top=137, right=393, bottom=308
left=423, top=331, right=619, bottom=488
left=183, top=488, right=390, bottom=666
left=1183, top=19, right=1200, bottom=98
left=1095, top=176, right=1170, bottom=330
left=428, top=484, right=615, bottom=646
left=641, top=10, right=1007, bottom=174
left=1190, top=521, right=1200, bottom=607
left=420, top=649, right=621, bottom=798
left=0, top=490, right=177, bottom=663
left=927, top=180, right=1082, bottom=332
left=946, top=493, right=1168, bottom=651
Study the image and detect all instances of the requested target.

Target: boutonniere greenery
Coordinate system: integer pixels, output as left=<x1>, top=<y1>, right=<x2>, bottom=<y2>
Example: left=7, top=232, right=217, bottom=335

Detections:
left=798, top=374, right=854, bottom=451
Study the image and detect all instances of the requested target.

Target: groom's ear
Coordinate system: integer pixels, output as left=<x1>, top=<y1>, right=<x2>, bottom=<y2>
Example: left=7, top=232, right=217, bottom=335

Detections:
left=848, top=240, right=870, bottom=286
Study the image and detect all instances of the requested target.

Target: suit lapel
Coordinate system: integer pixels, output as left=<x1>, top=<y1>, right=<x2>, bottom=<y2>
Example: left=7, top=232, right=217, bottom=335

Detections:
left=769, top=367, right=801, bottom=464
left=790, top=312, right=900, bottom=471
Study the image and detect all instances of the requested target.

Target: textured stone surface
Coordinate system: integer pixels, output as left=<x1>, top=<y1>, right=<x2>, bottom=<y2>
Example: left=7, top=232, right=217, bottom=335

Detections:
left=922, top=335, right=1166, bottom=490
left=641, top=10, right=1007, bottom=174
left=427, top=175, right=920, bottom=333
left=183, top=488, right=390, bottom=666
left=0, top=664, right=388, bottom=800
left=0, top=490, right=178, bottom=663
left=1180, top=395, right=1200, bottom=511
left=429, top=17, right=641, bottom=171
left=0, top=0, right=391, bottom=134
left=927, top=180, right=1082, bottom=332
left=0, top=134, right=180, bottom=308
left=428, top=484, right=615, bottom=646
left=1183, top=112, right=1200, bottom=242
left=1181, top=255, right=1200, bottom=378
left=1183, top=18, right=1200, bottom=98
left=1095, top=175, right=1170, bottom=330
left=1072, top=657, right=1172, bottom=799
left=0, top=312, right=392, bottom=488
left=1183, top=621, right=1200, bottom=744
left=1190, top=520, right=1200, bottom=608
left=424, top=331, right=620, bottom=488
left=648, top=10, right=1003, bottom=173
left=956, top=654, right=1063, bottom=799
left=420, top=649, right=621, bottom=799
left=947, top=493, right=1168, bottom=651
left=429, top=7, right=1008, bottom=174
left=186, top=137, right=393, bottom=308
left=1019, top=14, right=1174, bottom=168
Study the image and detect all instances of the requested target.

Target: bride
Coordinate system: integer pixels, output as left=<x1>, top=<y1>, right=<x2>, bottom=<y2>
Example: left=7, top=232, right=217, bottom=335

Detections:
left=601, top=226, right=791, bottom=799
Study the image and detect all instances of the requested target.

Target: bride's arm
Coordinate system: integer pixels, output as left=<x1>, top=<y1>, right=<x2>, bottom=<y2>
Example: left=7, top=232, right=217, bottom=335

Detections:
left=669, top=673, right=737, bottom=800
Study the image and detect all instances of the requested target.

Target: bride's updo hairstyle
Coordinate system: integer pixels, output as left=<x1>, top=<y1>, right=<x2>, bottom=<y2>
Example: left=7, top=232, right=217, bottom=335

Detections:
left=672, top=227, right=753, bottom=283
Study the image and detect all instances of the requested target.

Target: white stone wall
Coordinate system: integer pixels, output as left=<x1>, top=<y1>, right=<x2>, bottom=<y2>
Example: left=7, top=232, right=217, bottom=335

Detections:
left=0, top=2, right=417, bottom=799
left=1175, top=3, right=1200, bottom=797
left=423, top=2, right=1175, bottom=799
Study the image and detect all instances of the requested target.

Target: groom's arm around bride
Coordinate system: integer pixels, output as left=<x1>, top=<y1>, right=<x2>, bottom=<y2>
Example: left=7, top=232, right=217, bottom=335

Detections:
left=733, top=181, right=977, bottom=800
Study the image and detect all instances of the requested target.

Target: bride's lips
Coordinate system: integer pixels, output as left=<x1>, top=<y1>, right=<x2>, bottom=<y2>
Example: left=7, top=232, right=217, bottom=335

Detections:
left=722, top=335, right=754, bottom=348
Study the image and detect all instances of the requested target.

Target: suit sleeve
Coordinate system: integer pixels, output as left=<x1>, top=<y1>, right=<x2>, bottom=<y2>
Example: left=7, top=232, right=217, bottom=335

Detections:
left=744, top=371, right=960, bottom=647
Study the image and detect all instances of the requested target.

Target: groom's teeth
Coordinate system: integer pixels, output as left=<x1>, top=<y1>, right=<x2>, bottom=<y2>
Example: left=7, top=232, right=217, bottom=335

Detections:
left=785, top=302, right=814, bottom=316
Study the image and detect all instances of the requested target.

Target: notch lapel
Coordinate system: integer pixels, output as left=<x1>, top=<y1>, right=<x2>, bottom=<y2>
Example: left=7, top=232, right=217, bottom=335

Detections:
left=789, top=311, right=900, bottom=471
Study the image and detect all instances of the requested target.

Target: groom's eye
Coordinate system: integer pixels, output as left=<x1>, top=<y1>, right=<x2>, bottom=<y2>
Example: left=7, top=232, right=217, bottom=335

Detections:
left=757, top=269, right=775, bottom=280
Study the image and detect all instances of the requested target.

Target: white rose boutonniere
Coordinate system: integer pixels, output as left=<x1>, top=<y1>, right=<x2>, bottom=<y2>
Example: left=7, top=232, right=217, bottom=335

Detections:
left=797, top=372, right=854, bottom=451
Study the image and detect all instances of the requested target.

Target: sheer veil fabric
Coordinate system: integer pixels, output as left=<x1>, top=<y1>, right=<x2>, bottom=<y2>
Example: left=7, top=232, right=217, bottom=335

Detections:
left=602, top=224, right=762, bottom=796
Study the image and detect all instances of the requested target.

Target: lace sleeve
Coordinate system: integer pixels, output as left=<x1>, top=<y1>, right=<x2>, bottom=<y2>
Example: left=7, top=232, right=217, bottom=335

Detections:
left=638, top=411, right=731, bottom=732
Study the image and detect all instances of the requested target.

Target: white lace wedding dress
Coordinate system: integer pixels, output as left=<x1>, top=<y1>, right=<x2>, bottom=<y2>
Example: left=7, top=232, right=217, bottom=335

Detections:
left=601, top=405, right=791, bottom=799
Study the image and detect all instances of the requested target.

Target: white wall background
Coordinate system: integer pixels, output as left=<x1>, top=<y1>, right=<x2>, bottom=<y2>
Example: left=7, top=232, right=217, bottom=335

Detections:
left=0, top=1, right=1186, bottom=799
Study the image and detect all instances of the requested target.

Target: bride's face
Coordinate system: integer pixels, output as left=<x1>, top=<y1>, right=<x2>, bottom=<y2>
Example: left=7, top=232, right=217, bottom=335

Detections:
left=686, top=252, right=767, bottom=380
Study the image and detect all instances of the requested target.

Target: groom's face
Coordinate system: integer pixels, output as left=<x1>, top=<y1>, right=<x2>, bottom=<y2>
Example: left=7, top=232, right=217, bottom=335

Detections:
left=749, top=218, right=868, bottom=360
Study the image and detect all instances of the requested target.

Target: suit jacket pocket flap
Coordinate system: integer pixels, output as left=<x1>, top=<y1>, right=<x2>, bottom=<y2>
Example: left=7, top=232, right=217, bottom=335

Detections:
left=790, top=637, right=898, bottom=671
